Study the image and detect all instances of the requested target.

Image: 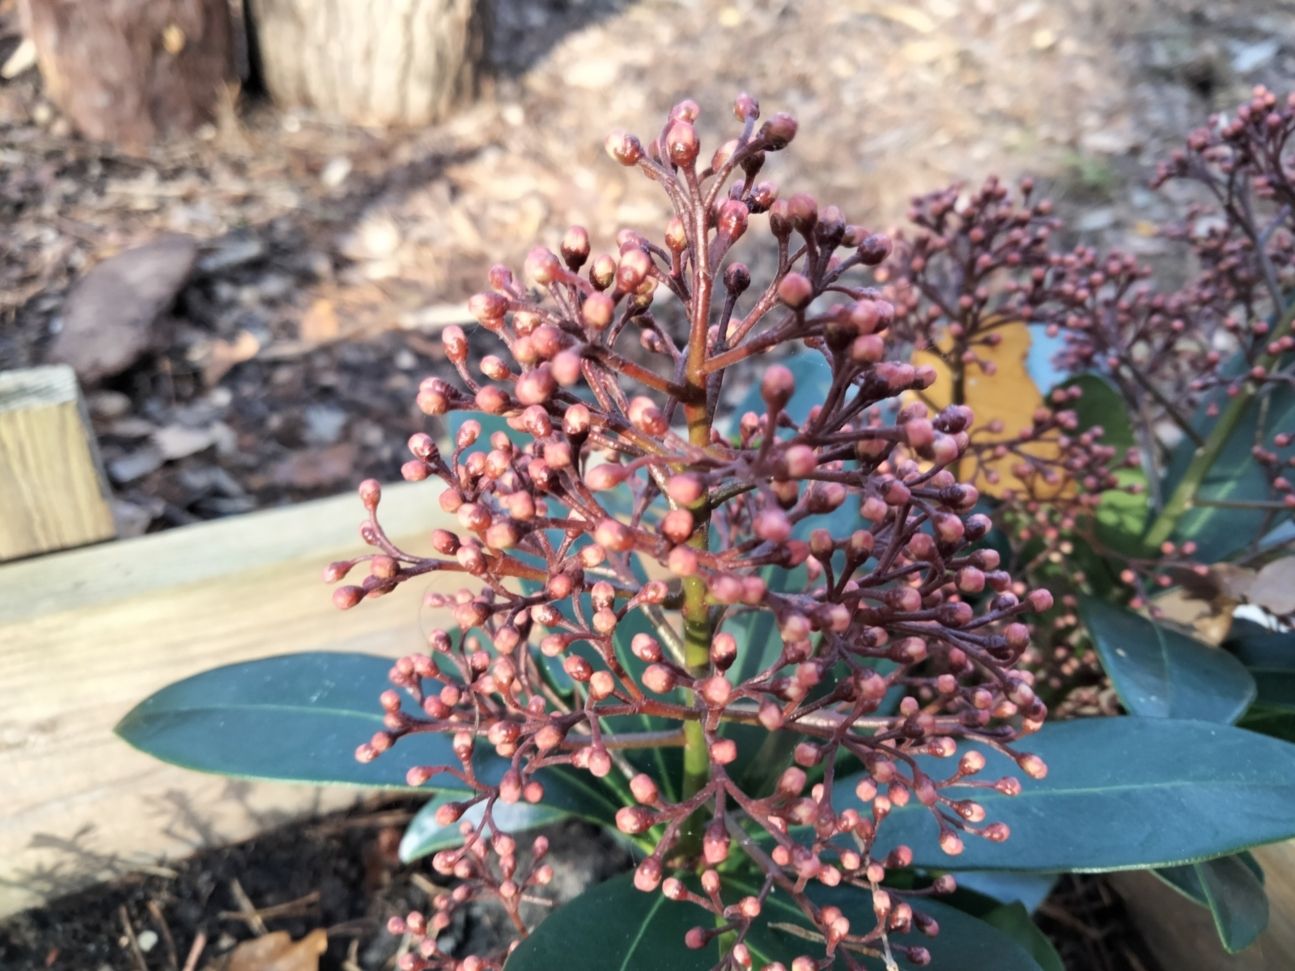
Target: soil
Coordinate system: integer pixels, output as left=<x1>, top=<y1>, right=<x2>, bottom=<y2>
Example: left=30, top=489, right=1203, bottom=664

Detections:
left=1, top=0, right=1292, bottom=968
left=0, top=799, right=634, bottom=971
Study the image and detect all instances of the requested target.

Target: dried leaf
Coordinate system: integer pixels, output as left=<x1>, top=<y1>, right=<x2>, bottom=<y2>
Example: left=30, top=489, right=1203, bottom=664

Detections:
left=1152, top=588, right=1238, bottom=646
left=202, top=330, right=261, bottom=385
left=223, top=929, right=326, bottom=971
left=914, top=321, right=1065, bottom=498
left=300, top=298, right=341, bottom=345
left=1239, top=558, right=1295, bottom=617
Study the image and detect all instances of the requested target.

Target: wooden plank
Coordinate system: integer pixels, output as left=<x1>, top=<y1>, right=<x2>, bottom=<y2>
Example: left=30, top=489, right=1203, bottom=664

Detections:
left=0, top=480, right=459, bottom=917
left=0, top=365, right=115, bottom=561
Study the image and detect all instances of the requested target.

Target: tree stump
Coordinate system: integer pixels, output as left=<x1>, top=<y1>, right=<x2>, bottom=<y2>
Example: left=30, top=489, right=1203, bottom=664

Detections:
left=248, top=0, right=488, bottom=127
left=18, top=0, right=233, bottom=151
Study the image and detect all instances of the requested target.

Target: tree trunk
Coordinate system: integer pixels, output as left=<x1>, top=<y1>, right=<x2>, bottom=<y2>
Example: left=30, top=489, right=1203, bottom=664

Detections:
left=19, top=0, right=233, bottom=152
left=248, top=0, right=488, bottom=127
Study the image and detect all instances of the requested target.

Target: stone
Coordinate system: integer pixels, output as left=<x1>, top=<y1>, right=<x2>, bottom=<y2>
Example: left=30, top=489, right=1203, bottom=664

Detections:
left=48, top=234, right=198, bottom=383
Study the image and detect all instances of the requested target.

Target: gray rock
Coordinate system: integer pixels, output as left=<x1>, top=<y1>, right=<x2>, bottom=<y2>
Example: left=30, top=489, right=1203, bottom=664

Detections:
left=48, top=234, right=198, bottom=383
left=107, top=446, right=164, bottom=484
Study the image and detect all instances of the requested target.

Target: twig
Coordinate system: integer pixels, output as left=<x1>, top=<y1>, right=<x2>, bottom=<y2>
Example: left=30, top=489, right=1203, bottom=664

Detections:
left=228, top=878, right=269, bottom=935
left=220, top=889, right=321, bottom=925
left=411, top=872, right=447, bottom=899
left=180, top=931, right=206, bottom=971
left=118, top=905, right=149, bottom=971
left=146, top=899, right=180, bottom=971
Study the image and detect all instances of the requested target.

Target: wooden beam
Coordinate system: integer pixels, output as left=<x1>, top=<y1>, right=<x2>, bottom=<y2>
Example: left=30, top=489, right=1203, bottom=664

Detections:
left=0, top=365, right=115, bottom=561
left=0, top=480, right=459, bottom=917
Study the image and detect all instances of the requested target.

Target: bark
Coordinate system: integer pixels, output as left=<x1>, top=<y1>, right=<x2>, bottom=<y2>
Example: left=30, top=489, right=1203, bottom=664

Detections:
left=19, top=0, right=233, bottom=152
left=248, top=0, right=488, bottom=127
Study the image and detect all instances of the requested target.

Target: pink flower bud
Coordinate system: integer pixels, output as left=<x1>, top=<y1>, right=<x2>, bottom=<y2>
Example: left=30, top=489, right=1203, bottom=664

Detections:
left=524, top=246, right=561, bottom=285
left=761, top=364, right=795, bottom=411
left=666, top=120, right=700, bottom=166
left=605, top=129, right=643, bottom=165
left=667, top=473, right=705, bottom=505
left=777, top=272, right=813, bottom=308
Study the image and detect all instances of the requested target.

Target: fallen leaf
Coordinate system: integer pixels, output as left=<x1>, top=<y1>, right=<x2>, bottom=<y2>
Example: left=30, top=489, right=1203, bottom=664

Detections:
left=1152, top=587, right=1238, bottom=645
left=300, top=298, right=341, bottom=345
left=223, top=929, right=326, bottom=971
left=270, top=442, right=358, bottom=490
left=913, top=320, right=1067, bottom=498
left=202, top=330, right=261, bottom=385
left=1239, top=558, right=1295, bottom=617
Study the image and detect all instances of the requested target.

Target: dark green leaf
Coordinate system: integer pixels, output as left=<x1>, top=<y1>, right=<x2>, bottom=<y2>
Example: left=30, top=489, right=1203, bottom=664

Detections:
left=981, top=903, right=1065, bottom=971
left=953, top=871, right=1058, bottom=913
left=1165, top=382, right=1295, bottom=560
left=507, top=872, right=1044, bottom=971
left=1156, top=853, right=1270, bottom=953
left=1154, top=851, right=1263, bottom=906
left=739, top=878, right=1046, bottom=970
left=1198, top=852, right=1271, bottom=953
left=116, top=653, right=456, bottom=791
left=1239, top=706, right=1295, bottom=743
left=728, top=346, right=833, bottom=434
left=849, top=717, right=1295, bottom=871
left=120, top=654, right=628, bottom=856
left=1230, top=627, right=1295, bottom=712
left=504, top=873, right=712, bottom=971
left=1078, top=595, right=1255, bottom=723
left=400, top=795, right=575, bottom=863
left=1055, top=375, right=1148, bottom=553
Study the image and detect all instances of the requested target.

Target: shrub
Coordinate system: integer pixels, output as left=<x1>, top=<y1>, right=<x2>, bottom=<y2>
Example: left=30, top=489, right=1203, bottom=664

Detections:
left=121, top=88, right=1295, bottom=970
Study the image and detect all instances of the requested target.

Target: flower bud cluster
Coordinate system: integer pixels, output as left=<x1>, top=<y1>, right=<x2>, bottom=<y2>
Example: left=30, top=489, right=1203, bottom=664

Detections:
left=387, top=831, right=554, bottom=971
left=330, top=94, right=1048, bottom=968
left=879, top=178, right=1129, bottom=547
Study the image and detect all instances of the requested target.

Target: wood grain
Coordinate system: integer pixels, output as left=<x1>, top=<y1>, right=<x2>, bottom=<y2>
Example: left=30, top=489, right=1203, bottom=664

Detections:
left=0, top=481, right=458, bottom=917
left=250, top=0, right=488, bottom=126
left=0, top=366, right=115, bottom=562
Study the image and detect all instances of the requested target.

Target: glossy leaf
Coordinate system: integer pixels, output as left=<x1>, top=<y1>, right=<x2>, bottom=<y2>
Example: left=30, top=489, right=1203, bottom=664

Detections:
left=504, top=873, right=711, bottom=971
left=1238, top=706, right=1295, bottom=743
left=1230, top=626, right=1295, bottom=712
left=1079, top=595, right=1255, bottom=723
left=401, top=794, right=574, bottom=863
left=729, top=345, right=833, bottom=433
left=117, top=653, right=625, bottom=844
left=981, top=903, right=1065, bottom=971
left=953, top=871, right=1058, bottom=914
left=740, top=878, right=1046, bottom=970
left=1155, top=853, right=1267, bottom=953
left=1199, top=853, right=1271, bottom=953
left=506, top=872, right=1044, bottom=971
left=1165, top=382, right=1294, bottom=560
left=117, top=653, right=456, bottom=791
left=849, top=717, right=1295, bottom=871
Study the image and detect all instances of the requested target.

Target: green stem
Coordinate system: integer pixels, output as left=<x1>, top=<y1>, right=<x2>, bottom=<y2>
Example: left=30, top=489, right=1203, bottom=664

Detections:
left=1144, top=298, right=1295, bottom=549
left=677, top=176, right=718, bottom=853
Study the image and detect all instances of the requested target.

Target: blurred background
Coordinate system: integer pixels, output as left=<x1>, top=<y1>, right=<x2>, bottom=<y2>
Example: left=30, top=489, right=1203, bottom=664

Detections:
left=2, top=0, right=1292, bottom=538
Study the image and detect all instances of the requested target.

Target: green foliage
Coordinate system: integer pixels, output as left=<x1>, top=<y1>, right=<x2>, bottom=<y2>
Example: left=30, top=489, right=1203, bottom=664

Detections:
left=1078, top=596, right=1256, bottom=723
left=503, top=872, right=1049, bottom=971
left=1163, top=382, right=1295, bottom=559
left=116, top=653, right=622, bottom=833
left=855, top=717, right=1295, bottom=871
left=1154, top=854, right=1268, bottom=953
